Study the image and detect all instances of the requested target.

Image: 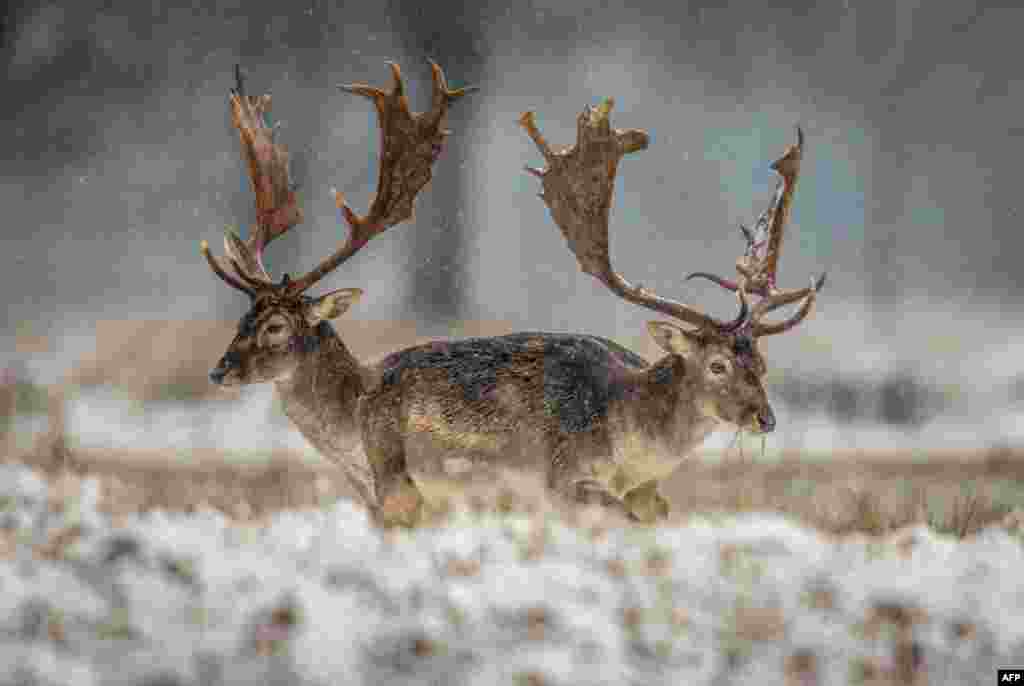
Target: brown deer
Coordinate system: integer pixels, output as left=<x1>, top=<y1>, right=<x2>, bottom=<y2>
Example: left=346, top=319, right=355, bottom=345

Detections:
left=201, top=62, right=473, bottom=508
left=357, top=99, right=826, bottom=526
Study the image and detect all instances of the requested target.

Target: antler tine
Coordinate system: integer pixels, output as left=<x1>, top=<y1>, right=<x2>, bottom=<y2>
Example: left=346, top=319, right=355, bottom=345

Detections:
left=233, top=63, right=246, bottom=99
left=758, top=124, right=803, bottom=289
left=684, top=125, right=803, bottom=297
left=200, top=64, right=305, bottom=292
left=285, top=61, right=472, bottom=295
left=200, top=240, right=254, bottom=296
left=745, top=125, right=828, bottom=335
left=228, top=64, right=304, bottom=281
left=426, top=59, right=478, bottom=129
left=519, top=99, right=748, bottom=333
left=748, top=271, right=825, bottom=336
left=685, top=271, right=741, bottom=292
left=685, top=125, right=826, bottom=336
left=752, top=272, right=826, bottom=337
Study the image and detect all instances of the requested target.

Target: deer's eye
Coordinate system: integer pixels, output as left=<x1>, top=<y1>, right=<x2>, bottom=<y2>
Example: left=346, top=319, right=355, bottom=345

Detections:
left=710, top=361, right=728, bottom=375
left=266, top=324, right=285, bottom=335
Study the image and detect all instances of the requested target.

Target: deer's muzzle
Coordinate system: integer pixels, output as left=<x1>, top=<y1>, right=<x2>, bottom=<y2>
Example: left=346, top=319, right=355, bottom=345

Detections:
left=756, top=406, right=776, bottom=433
left=209, top=351, right=241, bottom=385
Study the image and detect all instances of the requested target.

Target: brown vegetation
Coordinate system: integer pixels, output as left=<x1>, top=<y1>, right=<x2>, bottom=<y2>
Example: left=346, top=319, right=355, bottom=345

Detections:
left=5, top=439, right=1021, bottom=540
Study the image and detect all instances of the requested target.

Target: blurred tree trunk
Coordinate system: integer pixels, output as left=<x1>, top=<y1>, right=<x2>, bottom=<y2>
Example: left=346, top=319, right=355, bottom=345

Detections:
left=0, top=367, right=14, bottom=446
left=387, top=0, right=486, bottom=334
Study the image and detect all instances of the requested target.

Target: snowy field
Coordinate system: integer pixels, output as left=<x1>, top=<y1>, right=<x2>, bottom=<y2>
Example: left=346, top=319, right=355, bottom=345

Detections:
left=2, top=463, right=1023, bottom=686
left=3, top=308, right=1023, bottom=684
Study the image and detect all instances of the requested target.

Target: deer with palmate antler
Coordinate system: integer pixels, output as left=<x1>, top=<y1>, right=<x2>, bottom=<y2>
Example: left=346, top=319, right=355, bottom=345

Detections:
left=357, top=99, right=825, bottom=526
left=201, top=62, right=473, bottom=509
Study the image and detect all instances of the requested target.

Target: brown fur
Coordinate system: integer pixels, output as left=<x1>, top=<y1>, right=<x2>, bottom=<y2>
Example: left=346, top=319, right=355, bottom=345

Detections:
left=212, top=315, right=773, bottom=528
left=203, top=76, right=815, bottom=529
left=211, top=292, right=376, bottom=507
left=357, top=331, right=773, bottom=525
left=202, top=61, right=474, bottom=521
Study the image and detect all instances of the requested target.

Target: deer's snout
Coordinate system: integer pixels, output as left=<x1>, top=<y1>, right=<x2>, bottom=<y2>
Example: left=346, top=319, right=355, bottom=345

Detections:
left=209, top=351, right=241, bottom=385
left=756, top=406, right=776, bottom=433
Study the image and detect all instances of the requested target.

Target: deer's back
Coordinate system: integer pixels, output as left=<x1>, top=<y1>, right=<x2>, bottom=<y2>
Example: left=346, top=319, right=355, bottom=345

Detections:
left=368, top=331, right=648, bottom=421
left=358, top=332, right=651, bottom=494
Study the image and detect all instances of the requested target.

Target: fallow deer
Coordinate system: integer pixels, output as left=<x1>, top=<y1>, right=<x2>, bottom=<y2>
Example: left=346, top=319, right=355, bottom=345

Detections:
left=358, top=99, right=825, bottom=525
left=201, top=63, right=473, bottom=508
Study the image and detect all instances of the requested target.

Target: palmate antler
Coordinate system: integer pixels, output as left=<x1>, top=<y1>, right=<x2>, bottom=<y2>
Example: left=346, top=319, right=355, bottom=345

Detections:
left=201, top=61, right=474, bottom=297
left=518, top=99, right=750, bottom=335
left=684, top=126, right=827, bottom=337
left=520, top=99, right=824, bottom=339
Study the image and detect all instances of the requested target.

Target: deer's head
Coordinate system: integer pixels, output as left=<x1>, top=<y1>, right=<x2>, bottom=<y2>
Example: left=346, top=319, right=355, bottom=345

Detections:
left=209, top=285, right=362, bottom=386
left=202, top=63, right=471, bottom=387
left=520, top=100, right=826, bottom=436
left=646, top=322, right=773, bottom=433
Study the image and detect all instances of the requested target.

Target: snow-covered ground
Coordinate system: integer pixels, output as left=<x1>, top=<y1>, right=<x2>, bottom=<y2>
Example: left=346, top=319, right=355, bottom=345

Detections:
left=1, top=463, right=1022, bottom=685
left=62, top=385, right=312, bottom=461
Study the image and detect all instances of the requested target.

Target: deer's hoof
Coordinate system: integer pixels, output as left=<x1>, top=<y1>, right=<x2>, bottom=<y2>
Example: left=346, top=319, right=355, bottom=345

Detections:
left=375, top=504, right=422, bottom=529
left=376, top=483, right=425, bottom=529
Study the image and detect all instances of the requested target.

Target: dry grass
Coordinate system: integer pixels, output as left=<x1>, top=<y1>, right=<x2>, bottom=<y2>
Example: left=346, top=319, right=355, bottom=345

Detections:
left=4, top=435, right=1022, bottom=540
left=664, top=447, right=1024, bottom=539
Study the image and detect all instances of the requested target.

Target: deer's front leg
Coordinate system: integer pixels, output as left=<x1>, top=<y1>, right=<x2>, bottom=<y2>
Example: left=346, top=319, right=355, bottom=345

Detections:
left=549, top=465, right=637, bottom=522
left=362, top=409, right=424, bottom=529
left=372, top=471, right=424, bottom=529
left=570, top=480, right=639, bottom=521
left=622, top=480, right=670, bottom=524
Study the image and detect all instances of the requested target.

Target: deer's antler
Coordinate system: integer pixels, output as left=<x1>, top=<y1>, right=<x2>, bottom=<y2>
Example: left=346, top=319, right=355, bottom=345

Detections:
left=285, top=61, right=474, bottom=295
left=201, top=62, right=474, bottom=297
left=519, top=99, right=749, bottom=334
left=200, top=64, right=304, bottom=296
left=685, top=126, right=826, bottom=337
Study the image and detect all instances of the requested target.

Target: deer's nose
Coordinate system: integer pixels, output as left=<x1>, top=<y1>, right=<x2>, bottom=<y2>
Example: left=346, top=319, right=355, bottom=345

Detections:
left=756, top=406, right=776, bottom=433
left=209, top=351, right=240, bottom=384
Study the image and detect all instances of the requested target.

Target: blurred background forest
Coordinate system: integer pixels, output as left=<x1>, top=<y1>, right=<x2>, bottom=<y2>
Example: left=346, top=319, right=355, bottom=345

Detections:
left=2, top=0, right=1022, bottom=495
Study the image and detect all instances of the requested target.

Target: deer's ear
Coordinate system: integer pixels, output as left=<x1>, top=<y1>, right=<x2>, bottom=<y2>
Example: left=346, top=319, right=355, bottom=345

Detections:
left=306, top=288, right=363, bottom=324
left=646, top=321, right=702, bottom=356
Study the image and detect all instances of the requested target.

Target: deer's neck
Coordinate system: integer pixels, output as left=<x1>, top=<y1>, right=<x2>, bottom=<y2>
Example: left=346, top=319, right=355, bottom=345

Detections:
left=273, top=321, right=374, bottom=504
left=620, top=354, right=719, bottom=452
